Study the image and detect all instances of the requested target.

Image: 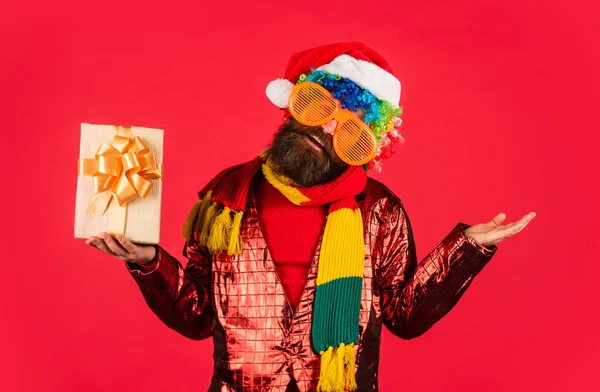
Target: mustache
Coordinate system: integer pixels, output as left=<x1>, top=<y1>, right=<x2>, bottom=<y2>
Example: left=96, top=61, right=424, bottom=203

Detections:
left=282, top=121, right=335, bottom=155
left=268, top=117, right=349, bottom=187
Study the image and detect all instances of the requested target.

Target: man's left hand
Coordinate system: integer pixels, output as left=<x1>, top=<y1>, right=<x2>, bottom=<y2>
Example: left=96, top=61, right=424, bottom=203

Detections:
left=464, top=212, right=536, bottom=247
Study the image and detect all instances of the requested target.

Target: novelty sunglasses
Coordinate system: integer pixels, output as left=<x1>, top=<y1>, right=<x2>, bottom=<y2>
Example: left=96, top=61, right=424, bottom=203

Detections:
left=288, top=82, right=378, bottom=166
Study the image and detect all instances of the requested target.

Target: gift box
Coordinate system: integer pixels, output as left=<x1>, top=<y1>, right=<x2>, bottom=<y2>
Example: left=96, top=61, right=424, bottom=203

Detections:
left=74, top=123, right=164, bottom=244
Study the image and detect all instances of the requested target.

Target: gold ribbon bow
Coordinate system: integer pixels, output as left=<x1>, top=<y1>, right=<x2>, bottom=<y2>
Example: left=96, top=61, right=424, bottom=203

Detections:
left=77, top=125, right=163, bottom=236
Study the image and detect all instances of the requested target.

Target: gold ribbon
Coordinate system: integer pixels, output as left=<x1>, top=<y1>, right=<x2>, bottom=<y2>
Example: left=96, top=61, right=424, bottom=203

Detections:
left=78, top=125, right=163, bottom=236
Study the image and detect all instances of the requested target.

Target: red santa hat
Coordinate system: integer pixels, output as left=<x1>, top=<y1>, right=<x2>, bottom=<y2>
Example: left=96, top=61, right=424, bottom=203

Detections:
left=265, top=41, right=401, bottom=109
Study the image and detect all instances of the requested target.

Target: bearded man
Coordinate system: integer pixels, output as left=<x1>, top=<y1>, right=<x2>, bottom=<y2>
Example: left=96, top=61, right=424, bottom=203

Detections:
left=85, top=42, right=536, bottom=392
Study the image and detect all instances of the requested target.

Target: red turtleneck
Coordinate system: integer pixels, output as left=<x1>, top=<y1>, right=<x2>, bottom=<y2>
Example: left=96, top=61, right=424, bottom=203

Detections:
left=254, top=172, right=326, bottom=312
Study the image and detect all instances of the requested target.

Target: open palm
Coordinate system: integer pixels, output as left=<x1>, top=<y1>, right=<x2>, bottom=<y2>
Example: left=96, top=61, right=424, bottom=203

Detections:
left=464, top=212, right=536, bottom=247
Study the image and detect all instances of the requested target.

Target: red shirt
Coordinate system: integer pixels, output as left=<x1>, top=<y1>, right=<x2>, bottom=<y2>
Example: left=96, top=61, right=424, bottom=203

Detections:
left=254, top=173, right=326, bottom=312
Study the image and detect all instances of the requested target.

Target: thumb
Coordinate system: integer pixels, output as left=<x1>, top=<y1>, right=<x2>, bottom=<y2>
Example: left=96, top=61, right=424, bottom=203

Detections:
left=488, top=212, right=507, bottom=227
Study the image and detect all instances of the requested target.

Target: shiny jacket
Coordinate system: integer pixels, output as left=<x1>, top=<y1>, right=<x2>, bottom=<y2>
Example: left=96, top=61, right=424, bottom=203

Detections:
left=126, top=177, right=498, bottom=391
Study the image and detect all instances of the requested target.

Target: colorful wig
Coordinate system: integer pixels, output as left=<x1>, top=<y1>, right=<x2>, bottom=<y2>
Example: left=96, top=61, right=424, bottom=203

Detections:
left=291, top=68, right=404, bottom=172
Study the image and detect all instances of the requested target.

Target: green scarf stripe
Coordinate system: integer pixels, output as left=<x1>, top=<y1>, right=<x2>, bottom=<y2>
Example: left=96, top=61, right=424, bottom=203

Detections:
left=311, top=276, right=363, bottom=352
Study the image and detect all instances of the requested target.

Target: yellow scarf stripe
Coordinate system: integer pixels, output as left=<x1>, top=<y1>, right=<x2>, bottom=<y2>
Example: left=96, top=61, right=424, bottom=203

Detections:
left=261, top=164, right=310, bottom=205
left=314, top=207, right=363, bottom=391
left=316, top=208, right=364, bottom=285
left=182, top=156, right=364, bottom=391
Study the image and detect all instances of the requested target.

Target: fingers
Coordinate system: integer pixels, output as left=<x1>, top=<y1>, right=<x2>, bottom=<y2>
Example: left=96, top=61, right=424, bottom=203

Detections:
left=102, top=233, right=131, bottom=259
left=513, top=212, right=536, bottom=234
left=86, top=235, right=117, bottom=256
left=495, top=212, right=536, bottom=239
left=115, top=234, right=138, bottom=253
left=504, top=213, right=535, bottom=235
left=488, top=212, right=507, bottom=227
left=86, top=233, right=133, bottom=260
left=524, top=211, right=537, bottom=223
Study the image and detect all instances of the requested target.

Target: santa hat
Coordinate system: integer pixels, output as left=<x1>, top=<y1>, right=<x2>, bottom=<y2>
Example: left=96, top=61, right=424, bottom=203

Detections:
left=265, top=41, right=401, bottom=109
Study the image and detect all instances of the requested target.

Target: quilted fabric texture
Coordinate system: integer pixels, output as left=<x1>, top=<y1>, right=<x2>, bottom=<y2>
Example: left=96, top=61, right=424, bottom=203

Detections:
left=126, top=176, right=497, bottom=391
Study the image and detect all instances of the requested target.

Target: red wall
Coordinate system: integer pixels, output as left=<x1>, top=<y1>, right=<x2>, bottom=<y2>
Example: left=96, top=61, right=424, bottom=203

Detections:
left=1, top=0, right=598, bottom=391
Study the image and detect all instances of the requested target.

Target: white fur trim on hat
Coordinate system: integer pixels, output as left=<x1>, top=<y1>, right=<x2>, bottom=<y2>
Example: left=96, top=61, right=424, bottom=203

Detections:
left=317, top=54, right=401, bottom=107
left=266, top=78, right=294, bottom=108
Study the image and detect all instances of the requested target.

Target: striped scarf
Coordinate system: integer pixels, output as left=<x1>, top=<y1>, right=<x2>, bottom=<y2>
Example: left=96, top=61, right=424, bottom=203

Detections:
left=182, top=152, right=367, bottom=392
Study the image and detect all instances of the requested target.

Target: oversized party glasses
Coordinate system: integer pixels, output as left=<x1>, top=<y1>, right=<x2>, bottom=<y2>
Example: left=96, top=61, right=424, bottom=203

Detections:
left=288, top=81, right=378, bottom=165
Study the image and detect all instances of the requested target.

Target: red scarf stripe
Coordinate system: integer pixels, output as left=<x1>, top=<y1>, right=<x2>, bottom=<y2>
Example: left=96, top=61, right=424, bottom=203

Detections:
left=298, top=166, right=367, bottom=207
left=200, top=154, right=367, bottom=214
left=199, top=157, right=263, bottom=210
left=198, top=162, right=243, bottom=196
left=187, top=151, right=368, bottom=392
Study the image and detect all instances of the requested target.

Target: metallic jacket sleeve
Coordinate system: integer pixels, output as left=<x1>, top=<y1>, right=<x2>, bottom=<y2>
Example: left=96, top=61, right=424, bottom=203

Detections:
left=374, top=194, right=498, bottom=340
left=124, top=234, right=213, bottom=340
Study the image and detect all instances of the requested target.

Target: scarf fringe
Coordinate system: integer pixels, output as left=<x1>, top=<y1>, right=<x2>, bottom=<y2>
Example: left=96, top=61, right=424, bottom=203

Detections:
left=200, top=202, right=218, bottom=247
left=195, top=191, right=214, bottom=233
left=317, top=344, right=357, bottom=392
left=227, top=210, right=244, bottom=255
left=317, top=347, right=333, bottom=392
left=344, top=343, right=357, bottom=391
left=207, top=206, right=232, bottom=253
left=181, top=199, right=202, bottom=240
left=182, top=191, right=244, bottom=256
left=183, top=156, right=364, bottom=391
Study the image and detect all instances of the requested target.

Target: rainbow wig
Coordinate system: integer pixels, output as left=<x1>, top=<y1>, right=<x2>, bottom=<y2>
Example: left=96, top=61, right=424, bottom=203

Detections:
left=296, top=68, right=403, bottom=141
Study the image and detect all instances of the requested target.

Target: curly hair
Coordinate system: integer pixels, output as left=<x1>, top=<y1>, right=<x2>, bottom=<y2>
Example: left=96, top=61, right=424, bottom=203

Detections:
left=297, top=68, right=403, bottom=141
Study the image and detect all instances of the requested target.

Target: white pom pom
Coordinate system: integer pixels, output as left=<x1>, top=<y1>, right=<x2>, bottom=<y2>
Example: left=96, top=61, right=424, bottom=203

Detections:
left=265, top=78, right=294, bottom=108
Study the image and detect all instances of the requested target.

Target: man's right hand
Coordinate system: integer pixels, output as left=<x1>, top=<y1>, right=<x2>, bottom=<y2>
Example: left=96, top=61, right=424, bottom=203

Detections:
left=85, top=232, right=157, bottom=265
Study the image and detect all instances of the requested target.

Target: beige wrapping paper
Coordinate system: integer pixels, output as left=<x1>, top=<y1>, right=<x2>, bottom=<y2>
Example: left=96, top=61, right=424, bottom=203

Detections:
left=74, top=123, right=163, bottom=244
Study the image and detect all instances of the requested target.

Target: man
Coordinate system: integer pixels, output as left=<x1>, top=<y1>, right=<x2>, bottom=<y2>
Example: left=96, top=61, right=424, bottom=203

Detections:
left=86, top=42, right=535, bottom=392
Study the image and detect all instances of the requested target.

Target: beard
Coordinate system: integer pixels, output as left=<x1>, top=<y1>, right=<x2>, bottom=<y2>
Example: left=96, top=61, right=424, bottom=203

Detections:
left=267, top=116, right=349, bottom=187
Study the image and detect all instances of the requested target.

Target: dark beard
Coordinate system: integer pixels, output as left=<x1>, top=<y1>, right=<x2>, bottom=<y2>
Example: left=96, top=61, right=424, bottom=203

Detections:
left=267, top=117, right=348, bottom=187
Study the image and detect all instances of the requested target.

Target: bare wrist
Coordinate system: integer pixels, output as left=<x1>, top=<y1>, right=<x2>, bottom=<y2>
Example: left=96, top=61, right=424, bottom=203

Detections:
left=136, top=245, right=158, bottom=265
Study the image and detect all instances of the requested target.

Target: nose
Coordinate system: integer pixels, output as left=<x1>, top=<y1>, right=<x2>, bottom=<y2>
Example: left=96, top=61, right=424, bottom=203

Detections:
left=322, top=119, right=338, bottom=135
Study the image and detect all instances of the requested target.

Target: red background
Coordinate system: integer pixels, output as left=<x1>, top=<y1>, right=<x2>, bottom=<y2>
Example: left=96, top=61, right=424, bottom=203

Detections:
left=1, top=0, right=598, bottom=391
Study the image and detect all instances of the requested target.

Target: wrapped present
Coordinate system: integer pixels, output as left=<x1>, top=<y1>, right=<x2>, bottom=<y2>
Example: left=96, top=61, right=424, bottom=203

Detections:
left=74, top=123, right=164, bottom=244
